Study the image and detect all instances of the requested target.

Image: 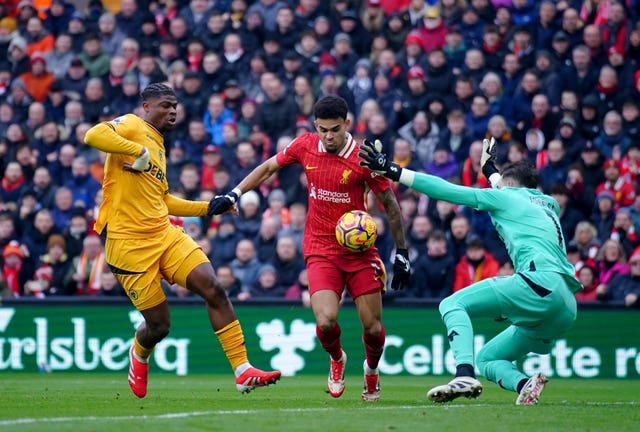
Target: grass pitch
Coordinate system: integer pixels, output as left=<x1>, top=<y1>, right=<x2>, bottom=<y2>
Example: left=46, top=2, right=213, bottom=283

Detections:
left=1, top=373, right=638, bottom=432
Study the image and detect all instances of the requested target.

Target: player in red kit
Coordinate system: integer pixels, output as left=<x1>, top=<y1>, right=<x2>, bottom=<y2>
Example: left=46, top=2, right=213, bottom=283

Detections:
left=208, top=96, right=410, bottom=401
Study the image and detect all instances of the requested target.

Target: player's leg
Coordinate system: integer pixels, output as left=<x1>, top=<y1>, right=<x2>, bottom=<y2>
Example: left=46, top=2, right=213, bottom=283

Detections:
left=168, top=229, right=280, bottom=393
left=307, top=255, right=346, bottom=397
left=476, top=326, right=552, bottom=405
left=105, top=237, right=168, bottom=398
left=476, top=325, right=550, bottom=391
left=349, top=252, right=386, bottom=402
left=127, top=301, right=170, bottom=398
left=478, top=271, right=577, bottom=405
left=427, top=278, right=503, bottom=403
left=354, top=292, right=383, bottom=401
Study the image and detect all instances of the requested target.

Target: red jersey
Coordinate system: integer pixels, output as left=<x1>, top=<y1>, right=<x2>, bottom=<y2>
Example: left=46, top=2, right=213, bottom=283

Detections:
left=276, top=132, right=391, bottom=257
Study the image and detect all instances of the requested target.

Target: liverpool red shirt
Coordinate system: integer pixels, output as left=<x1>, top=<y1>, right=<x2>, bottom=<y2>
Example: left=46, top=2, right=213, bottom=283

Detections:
left=276, top=132, right=392, bottom=257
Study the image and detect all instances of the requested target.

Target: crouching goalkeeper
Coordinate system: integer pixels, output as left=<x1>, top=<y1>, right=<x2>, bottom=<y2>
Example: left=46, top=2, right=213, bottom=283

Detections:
left=359, top=138, right=582, bottom=405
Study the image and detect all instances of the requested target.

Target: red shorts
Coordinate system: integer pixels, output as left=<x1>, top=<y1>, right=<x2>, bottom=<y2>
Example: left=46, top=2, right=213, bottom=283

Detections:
left=305, top=249, right=386, bottom=299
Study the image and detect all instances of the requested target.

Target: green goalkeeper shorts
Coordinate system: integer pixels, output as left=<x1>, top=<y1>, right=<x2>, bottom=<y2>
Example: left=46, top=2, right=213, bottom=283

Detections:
left=445, top=270, right=578, bottom=341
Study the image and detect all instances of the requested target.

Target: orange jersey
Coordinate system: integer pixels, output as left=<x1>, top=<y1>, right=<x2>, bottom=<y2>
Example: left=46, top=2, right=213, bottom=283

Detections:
left=84, top=114, right=207, bottom=239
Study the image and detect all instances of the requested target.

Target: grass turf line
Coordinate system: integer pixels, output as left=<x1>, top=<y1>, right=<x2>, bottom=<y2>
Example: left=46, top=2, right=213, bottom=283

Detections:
left=1, top=374, right=638, bottom=432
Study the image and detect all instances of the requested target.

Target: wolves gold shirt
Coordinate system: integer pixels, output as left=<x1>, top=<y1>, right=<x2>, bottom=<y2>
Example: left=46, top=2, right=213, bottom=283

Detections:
left=85, top=114, right=207, bottom=239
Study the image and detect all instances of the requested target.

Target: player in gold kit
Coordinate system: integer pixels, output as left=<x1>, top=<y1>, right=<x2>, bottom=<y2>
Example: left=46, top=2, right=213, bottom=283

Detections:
left=84, top=83, right=280, bottom=398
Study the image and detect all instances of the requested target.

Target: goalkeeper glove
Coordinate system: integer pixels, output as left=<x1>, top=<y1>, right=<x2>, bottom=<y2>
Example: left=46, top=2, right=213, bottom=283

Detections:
left=131, top=147, right=150, bottom=172
left=358, top=139, right=402, bottom=182
left=391, top=248, right=411, bottom=291
left=208, top=188, right=241, bottom=216
left=480, top=137, right=499, bottom=179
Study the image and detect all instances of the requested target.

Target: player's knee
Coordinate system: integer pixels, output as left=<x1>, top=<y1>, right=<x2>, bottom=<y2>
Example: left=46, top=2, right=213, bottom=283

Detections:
left=362, top=320, right=382, bottom=337
left=438, top=295, right=457, bottom=317
left=149, top=321, right=170, bottom=340
left=205, top=284, right=230, bottom=307
left=316, top=317, right=337, bottom=333
left=475, top=349, right=490, bottom=376
left=195, top=273, right=229, bottom=305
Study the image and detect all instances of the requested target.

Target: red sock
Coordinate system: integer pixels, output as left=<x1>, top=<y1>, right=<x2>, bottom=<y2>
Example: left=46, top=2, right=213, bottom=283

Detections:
left=316, top=323, right=342, bottom=360
left=363, top=325, right=385, bottom=370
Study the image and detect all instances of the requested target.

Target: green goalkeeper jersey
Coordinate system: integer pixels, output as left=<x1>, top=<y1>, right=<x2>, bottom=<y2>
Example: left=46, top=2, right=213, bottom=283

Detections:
left=401, top=171, right=582, bottom=293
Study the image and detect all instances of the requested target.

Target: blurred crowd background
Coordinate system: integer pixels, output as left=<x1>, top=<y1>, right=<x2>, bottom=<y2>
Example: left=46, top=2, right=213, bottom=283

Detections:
left=1, top=0, right=640, bottom=307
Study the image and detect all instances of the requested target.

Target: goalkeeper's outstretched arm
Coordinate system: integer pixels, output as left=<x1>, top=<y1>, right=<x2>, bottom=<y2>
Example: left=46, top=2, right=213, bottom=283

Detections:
left=359, top=138, right=502, bottom=209
left=359, top=139, right=481, bottom=207
left=397, top=169, right=481, bottom=209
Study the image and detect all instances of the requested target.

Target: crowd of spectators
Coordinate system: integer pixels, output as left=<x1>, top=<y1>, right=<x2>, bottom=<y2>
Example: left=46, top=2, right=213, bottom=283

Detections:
left=1, top=0, right=640, bottom=307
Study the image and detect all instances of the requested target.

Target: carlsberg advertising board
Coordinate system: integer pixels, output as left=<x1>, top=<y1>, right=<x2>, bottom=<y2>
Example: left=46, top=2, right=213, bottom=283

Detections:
left=0, top=305, right=638, bottom=379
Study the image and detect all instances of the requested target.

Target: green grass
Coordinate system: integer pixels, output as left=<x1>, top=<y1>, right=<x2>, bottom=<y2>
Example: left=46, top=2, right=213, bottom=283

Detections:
left=1, top=374, right=638, bottom=432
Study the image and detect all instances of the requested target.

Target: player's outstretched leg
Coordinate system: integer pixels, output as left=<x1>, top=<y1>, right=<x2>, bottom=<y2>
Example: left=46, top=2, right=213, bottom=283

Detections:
left=235, top=365, right=282, bottom=393
left=427, top=376, right=483, bottom=403
left=515, top=373, right=548, bottom=405
left=361, top=359, right=380, bottom=402
left=213, top=319, right=281, bottom=394
left=128, top=346, right=149, bottom=398
left=328, top=350, right=347, bottom=397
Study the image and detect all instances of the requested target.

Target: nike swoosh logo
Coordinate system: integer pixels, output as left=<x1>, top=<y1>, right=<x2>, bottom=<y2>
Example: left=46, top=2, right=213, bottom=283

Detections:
left=305, top=165, right=318, bottom=170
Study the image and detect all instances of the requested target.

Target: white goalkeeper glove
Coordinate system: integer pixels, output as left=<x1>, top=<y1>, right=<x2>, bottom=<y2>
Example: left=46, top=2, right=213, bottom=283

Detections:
left=480, top=137, right=496, bottom=169
left=131, top=147, right=150, bottom=172
left=480, top=137, right=501, bottom=187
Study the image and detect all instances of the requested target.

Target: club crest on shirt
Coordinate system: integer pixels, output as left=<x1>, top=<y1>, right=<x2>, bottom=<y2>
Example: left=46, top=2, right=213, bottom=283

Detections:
left=340, top=169, right=352, bottom=184
left=158, top=150, right=163, bottom=162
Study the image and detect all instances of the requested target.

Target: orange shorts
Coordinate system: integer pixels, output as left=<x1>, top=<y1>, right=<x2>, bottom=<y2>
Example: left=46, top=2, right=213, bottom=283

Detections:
left=305, top=249, right=386, bottom=300
left=105, top=224, right=209, bottom=310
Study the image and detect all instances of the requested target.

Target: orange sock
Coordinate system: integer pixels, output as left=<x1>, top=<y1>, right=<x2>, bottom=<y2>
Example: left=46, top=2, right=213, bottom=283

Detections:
left=215, top=320, right=249, bottom=370
left=133, top=334, right=154, bottom=361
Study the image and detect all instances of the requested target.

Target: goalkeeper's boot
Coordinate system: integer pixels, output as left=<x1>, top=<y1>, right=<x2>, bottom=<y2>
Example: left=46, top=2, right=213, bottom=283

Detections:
left=427, top=376, right=483, bottom=403
left=515, top=373, right=548, bottom=405
left=328, top=350, right=347, bottom=398
left=235, top=367, right=281, bottom=393
left=128, top=346, right=149, bottom=398
left=361, top=360, right=380, bottom=402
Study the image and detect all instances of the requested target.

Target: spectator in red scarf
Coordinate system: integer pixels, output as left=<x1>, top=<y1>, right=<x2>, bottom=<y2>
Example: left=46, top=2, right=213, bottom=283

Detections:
left=610, top=207, right=639, bottom=257
left=0, top=161, right=26, bottom=209
left=66, top=234, right=105, bottom=295
left=600, top=1, right=628, bottom=55
left=459, top=140, right=489, bottom=188
left=1, top=240, right=34, bottom=298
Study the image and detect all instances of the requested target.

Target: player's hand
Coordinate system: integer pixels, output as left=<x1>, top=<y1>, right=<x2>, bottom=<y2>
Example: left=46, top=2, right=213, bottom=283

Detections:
left=480, top=137, right=498, bottom=178
left=130, top=147, right=150, bottom=172
left=391, top=248, right=411, bottom=291
left=358, top=139, right=402, bottom=182
left=480, top=137, right=496, bottom=168
left=208, top=190, right=239, bottom=216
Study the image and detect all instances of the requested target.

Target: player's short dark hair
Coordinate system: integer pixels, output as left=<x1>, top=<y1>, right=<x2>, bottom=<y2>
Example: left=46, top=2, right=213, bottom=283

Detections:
left=313, top=95, right=348, bottom=120
left=141, top=83, right=176, bottom=101
left=500, top=160, right=539, bottom=189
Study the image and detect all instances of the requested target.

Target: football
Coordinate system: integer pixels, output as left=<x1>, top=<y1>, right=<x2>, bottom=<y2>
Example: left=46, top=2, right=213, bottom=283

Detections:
left=335, top=210, right=378, bottom=252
